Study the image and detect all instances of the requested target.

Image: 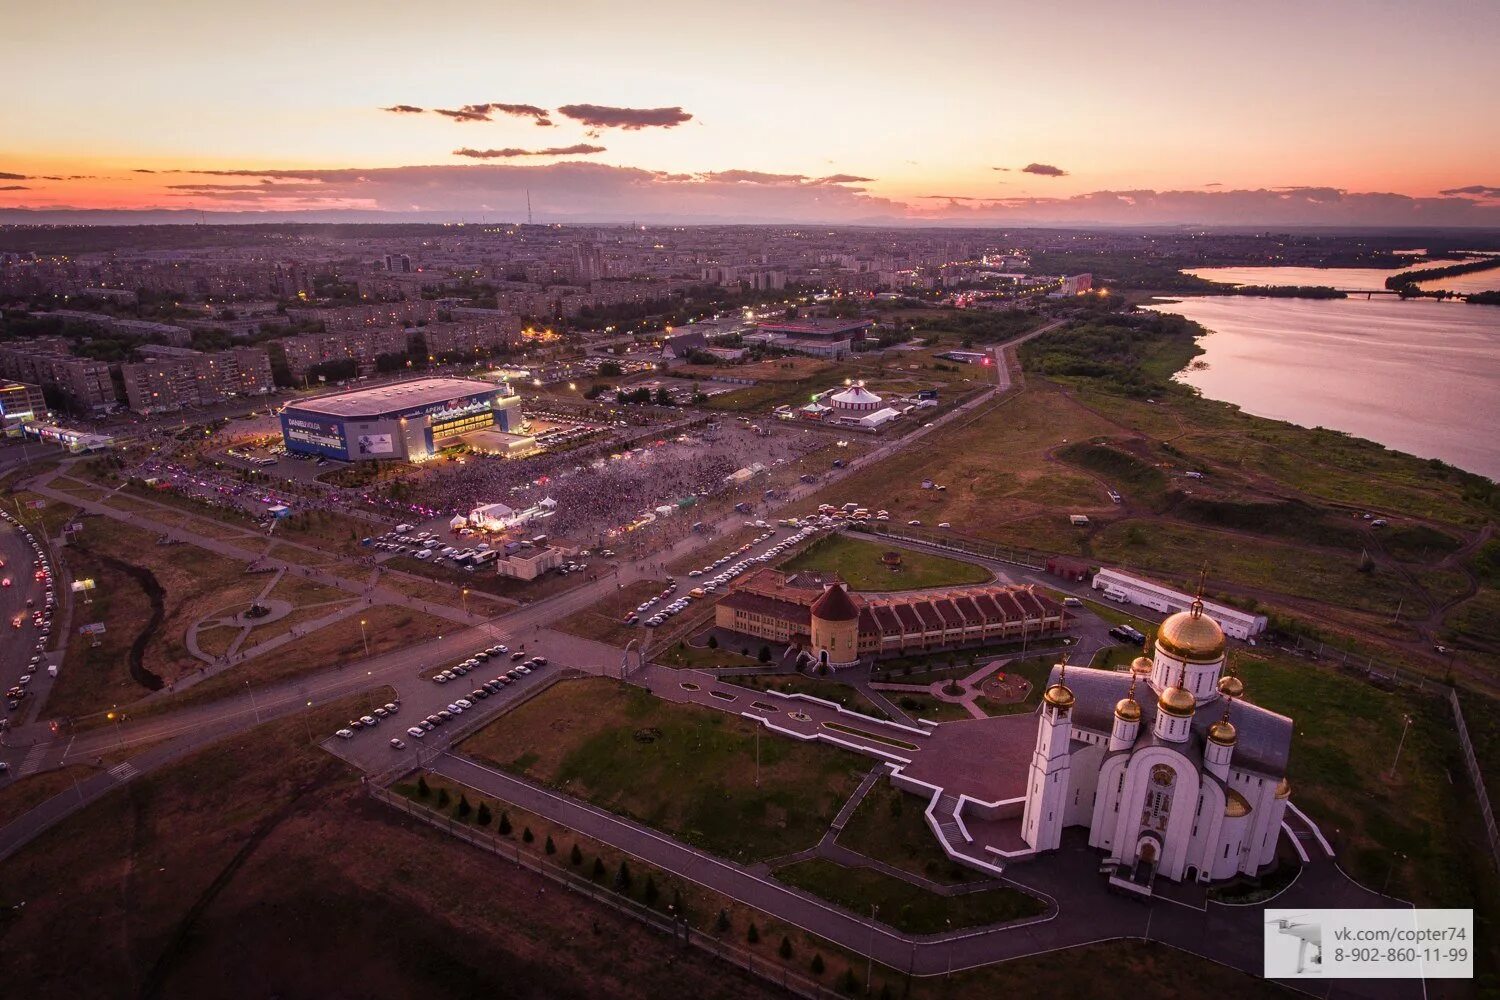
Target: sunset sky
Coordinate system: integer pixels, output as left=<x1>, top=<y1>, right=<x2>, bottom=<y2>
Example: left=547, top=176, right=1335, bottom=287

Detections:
left=5, top=0, right=1500, bottom=225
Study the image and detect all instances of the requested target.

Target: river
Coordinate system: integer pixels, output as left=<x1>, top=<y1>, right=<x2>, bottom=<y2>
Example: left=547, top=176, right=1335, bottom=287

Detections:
left=1145, top=294, right=1500, bottom=481
left=1185, top=258, right=1500, bottom=295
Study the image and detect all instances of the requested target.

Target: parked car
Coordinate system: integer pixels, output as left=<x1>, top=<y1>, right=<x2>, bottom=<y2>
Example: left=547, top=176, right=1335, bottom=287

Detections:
left=389, top=738, right=406, bottom=750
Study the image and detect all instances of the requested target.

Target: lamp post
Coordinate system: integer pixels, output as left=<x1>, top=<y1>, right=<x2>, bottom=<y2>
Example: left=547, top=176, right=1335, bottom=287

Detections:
left=866, top=905, right=878, bottom=994
left=302, top=699, right=313, bottom=743
left=360, top=617, right=370, bottom=658
left=461, top=587, right=470, bottom=617
left=1388, top=714, right=1413, bottom=779
left=244, top=680, right=260, bottom=724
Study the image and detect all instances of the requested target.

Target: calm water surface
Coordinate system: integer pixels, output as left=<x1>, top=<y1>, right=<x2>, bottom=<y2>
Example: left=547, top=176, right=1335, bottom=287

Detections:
left=1186, top=258, right=1500, bottom=294
left=1146, top=295, right=1500, bottom=480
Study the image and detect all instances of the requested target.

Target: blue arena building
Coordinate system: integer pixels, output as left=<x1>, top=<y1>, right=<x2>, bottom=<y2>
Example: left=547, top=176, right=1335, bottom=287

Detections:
left=279, top=377, right=520, bottom=462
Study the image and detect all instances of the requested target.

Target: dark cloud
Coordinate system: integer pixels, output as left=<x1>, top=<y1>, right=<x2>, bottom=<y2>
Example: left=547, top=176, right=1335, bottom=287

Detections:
left=1204, top=182, right=1222, bottom=187
left=556, top=104, right=692, bottom=130
left=381, top=104, right=425, bottom=114
left=813, top=174, right=875, bottom=185
left=0, top=172, right=28, bottom=180
left=1021, top=162, right=1067, bottom=177
left=39, top=174, right=96, bottom=181
left=453, top=144, right=606, bottom=159
left=434, top=107, right=491, bottom=122
left=0, top=185, right=30, bottom=191
left=462, top=103, right=553, bottom=126
left=133, top=169, right=157, bottom=174
left=702, top=170, right=807, bottom=185
left=1439, top=184, right=1500, bottom=198
left=992, top=167, right=1011, bottom=172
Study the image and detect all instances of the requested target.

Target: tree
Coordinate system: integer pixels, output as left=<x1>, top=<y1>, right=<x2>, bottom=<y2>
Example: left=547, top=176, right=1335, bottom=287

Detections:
left=591, top=857, right=606, bottom=881
left=498, top=810, right=512, bottom=836
left=643, top=874, right=659, bottom=906
left=544, top=834, right=556, bottom=855
left=570, top=843, right=584, bottom=866
left=456, top=794, right=472, bottom=819
left=811, top=954, right=825, bottom=976
left=707, top=634, right=718, bottom=650
left=416, top=775, right=431, bottom=798
left=840, top=968, right=858, bottom=994
left=758, top=645, right=772, bottom=663
left=522, top=826, right=535, bottom=844
left=476, top=802, right=492, bottom=826
left=747, top=922, right=760, bottom=944
left=613, top=860, right=632, bottom=893
left=654, top=386, right=674, bottom=407
left=715, top=909, right=731, bottom=933
left=436, top=788, right=451, bottom=809
left=779, top=937, right=794, bottom=960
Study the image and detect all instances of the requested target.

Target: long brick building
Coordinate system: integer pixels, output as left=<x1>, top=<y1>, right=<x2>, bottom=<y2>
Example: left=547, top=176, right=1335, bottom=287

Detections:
left=715, top=567, right=1067, bottom=670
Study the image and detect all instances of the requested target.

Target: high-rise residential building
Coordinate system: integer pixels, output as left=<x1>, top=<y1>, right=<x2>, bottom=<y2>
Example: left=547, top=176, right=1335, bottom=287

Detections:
left=119, top=346, right=275, bottom=413
left=0, top=380, right=48, bottom=428
left=0, top=341, right=118, bottom=416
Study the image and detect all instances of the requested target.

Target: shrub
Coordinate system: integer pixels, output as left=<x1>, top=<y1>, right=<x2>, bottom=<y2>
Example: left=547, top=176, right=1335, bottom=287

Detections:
left=498, top=811, right=512, bottom=835
left=779, top=937, right=793, bottom=960
left=436, top=788, right=451, bottom=809
left=811, top=954, right=825, bottom=976
left=644, top=874, right=659, bottom=906
left=416, top=775, right=431, bottom=798
left=476, top=802, right=492, bottom=826
left=456, top=794, right=472, bottom=818
left=522, top=826, right=535, bottom=844
left=570, top=843, right=584, bottom=866
left=613, top=860, right=632, bottom=893
left=544, top=835, right=556, bottom=855
left=707, top=634, right=718, bottom=649
left=591, top=857, right=606, bottom=881
left=715, top=908, right=730, bottom=933
left=839, top=968, right=858, bottom=994
left=758, top=645, right=772, bottom=663
left=747, top=922, right=760, bottom=944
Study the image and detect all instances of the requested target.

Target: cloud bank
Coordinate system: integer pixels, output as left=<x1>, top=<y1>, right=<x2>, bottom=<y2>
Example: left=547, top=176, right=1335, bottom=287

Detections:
left=10, top=165, right=1500, bottom=227
left=453, top=144, right=606, bottom=158
left=555, top=104, right=692, bottom=130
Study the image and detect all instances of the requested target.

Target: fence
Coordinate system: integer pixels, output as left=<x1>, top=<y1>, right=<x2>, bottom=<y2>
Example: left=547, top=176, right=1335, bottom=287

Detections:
left=368, top=784, right=850, bottom=999
left=1279, top=634, right=1444, bottom=695
left=1449, top=688, right=1500, bottom=874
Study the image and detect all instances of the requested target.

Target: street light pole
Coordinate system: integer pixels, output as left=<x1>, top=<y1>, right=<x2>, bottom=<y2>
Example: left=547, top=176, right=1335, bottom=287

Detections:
left=245, top=680, right=261, bottom=724
left=1388, top=714, right=1413, bottom=779
left=360, top=617, right=370, bottom=658
left=866, top=904, right=878, bottom=994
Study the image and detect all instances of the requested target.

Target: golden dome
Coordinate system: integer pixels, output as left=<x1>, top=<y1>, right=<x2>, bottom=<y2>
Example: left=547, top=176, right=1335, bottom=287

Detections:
left=1217, top=673, right=1244, bottom=699
left=1225, top=788, right=1253, bottom=818
left=1158, top=684, right=1195, bottom=718
left=1044, top=683, right=1075, bottom=709
left=1208, top=718, right=1237, bottom=746
left=1115, top=696, right=1141, bottom=722
left=1130, top=656, right=1153, bottom=675
left=1156, top=607, right=1226, bottom=662
left=1275, top=777, right=1292, bottom=800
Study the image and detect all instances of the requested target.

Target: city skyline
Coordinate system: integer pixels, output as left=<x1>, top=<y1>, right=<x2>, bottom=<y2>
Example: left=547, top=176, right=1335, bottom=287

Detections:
left=5, top=0, right=1500, bottom=225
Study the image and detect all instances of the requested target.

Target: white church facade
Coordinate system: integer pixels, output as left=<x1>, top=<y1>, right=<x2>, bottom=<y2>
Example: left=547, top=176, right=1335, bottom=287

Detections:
left=1020, top=598, right=1293, bottom=892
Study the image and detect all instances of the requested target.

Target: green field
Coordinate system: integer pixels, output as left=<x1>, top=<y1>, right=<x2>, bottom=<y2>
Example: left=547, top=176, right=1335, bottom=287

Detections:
left=836, top=780, right=974, bottom=884
left=1232, top=647, right=1499, bottom=947
left=781, top=533, right=991, bottom=591
left=772, top=858, right=1044, bottom=933
left=461, top=678, right=868, bottom=862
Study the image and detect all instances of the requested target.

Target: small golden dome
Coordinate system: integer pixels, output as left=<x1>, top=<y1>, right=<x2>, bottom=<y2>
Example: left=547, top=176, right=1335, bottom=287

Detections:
left=1130, top=656, right=1153, bottom=675
left=1208, top=718, right=1237, bottom=745
left=1115, top=696, right=1141, bottom=722
left=1044, top=683, right=1075, bottom=709
left=1275, top=777, right=1291, bottom=800
left=1217, top=673, right=1244, bottom=699
left=1156, top=608, right=1226, bottom=662
left=1225, top=788, right=1252, bottom=818
left=1158, top=684, right=1195, bottom=718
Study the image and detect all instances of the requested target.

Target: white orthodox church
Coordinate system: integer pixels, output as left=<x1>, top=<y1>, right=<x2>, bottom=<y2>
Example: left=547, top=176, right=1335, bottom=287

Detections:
left=1020, top=597, right=1294, bottom=890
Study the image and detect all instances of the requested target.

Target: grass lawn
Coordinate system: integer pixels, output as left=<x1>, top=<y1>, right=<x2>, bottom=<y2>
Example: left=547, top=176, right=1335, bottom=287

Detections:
left=729, top=672, right=891, bottom=720
left=1232, top=647, right=1500, bottom=949
left=887, top=692, right=976, bottom=722
left=771, top=858, right=1044, bottom=933
left=836, top=780, right=974, bottom=884
left=781, top=533, right=990, bottom=592
left=1091, top=518, right=1416, bottom=617
left=461, top=677, right=868, bottom=862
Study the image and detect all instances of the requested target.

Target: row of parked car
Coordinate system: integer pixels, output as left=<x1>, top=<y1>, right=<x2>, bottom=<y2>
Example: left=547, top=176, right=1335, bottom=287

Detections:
left=430, top=644, right=532, bottom=683
left=2, top=509, right=56, bottom=715
left=627, top=524, right=824, bottom=629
